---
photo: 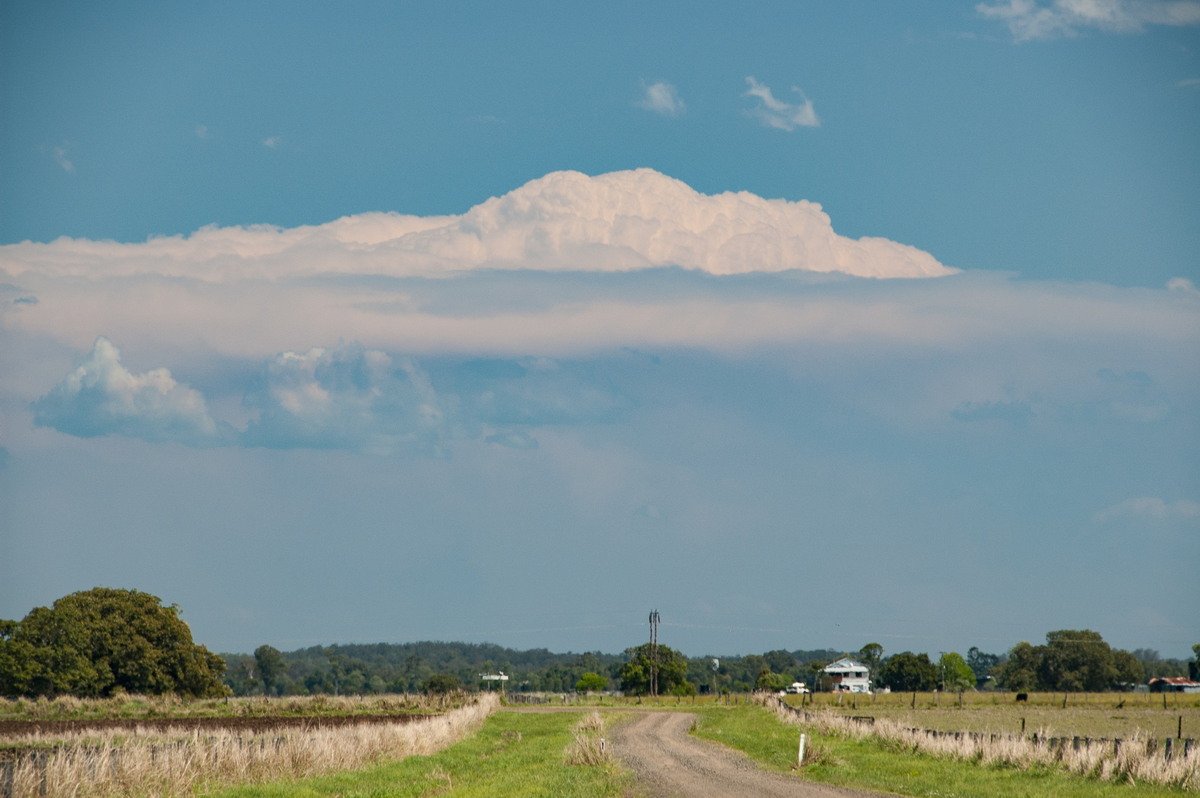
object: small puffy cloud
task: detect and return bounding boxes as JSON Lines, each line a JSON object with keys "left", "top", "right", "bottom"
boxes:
{"left": 743, "top": 77, "right": 819, "bottom": 131}
{"left": 195, "top": 125, "right": 210, "bottom": 139}
{"left": 31, "top": 337, "right": 223, "bottom": 445}
{"left": 263, "top": 136, "right": 282, "bottom": 148}
{"left": 637, "top": 80, "right": 685, "bottom": 116}
{"left": 1094, "top": 497, "right": 1200, "bottom": 522}
{"left": 1167, "top": 277, "right": 1200, "bottom": 296}
{"left": 978, "top": 0, "right": 1200, "bottom": 40}
{"left": 1178, "top": 78, "right": 1200, "bottom": 87}
{"left": 51, "top": 143, "right": 75, "bottom": 173}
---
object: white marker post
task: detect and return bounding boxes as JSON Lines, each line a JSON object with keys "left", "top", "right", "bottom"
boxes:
{"left": 798, "top": 732, "right": 807, "bottom": 766}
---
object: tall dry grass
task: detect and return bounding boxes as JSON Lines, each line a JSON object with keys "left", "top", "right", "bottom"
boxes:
{"left": 0, "top": 693, "right": 499, "bottom": 798}
{"left": 563, "top": 711, "right": 613, "bottom": 768}
{"left": 755, "top": 694, "right": 1198, "bottom": 790}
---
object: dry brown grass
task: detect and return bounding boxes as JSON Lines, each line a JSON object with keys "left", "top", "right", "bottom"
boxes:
{"left": 0, "top": 693, "right": 500, "bottom": 797}
{"left": 0, "top": 692, "right": 463, "bottom": 722}
{"left": 563, "top": 711, "right": 614, "bottom": 768}
{"left": 758, "top": 694, "right": 1199, "bottom": 790}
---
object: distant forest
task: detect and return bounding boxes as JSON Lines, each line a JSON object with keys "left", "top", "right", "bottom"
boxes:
{"left": 220, "top": 641, "right": 846, "bottom": 696}
{"left": 220, "top": 639, "right": 1195, "bottom": 697}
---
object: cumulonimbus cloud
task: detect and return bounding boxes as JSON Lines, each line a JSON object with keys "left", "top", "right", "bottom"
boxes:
{"left": 977, "top": 0, "right": 1200, "bottom": 40}
{"left": 0, "top": 169, "right": 947, "bottom": 281}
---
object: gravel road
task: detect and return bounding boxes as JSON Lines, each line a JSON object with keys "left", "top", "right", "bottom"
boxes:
{"left": 609, "top": 711, "right": 892, "bottom": 798}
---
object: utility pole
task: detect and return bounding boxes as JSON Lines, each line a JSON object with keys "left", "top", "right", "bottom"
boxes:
{"left": 649, "top": 609, "right": 660, "bottom": 698}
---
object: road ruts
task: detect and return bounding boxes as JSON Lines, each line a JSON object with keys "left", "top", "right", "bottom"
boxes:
{"left": 610, "top": 711, "right": 892, "bottom": 798}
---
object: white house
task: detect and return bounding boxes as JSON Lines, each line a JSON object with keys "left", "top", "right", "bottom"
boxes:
{"left": 823, "top": 657, "right": 871, "bottom": 693}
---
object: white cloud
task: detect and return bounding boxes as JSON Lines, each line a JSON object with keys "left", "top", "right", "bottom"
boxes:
{"left": 743, "top": 77, "right": 819, "bottom": 131}
{"left": 51, "top": 143, "right": 75, "bottom": 173}
{"left": 243, "top": 344, "right": 449, "bottom": 454}
{"left": 638, "top": 80, "right": 685, "bottom": 116}
{"left": 1179, "top": 77, "right": 1200, "bottom": 87}
{"left": 978, "top": 0, "right": 1200, "bottom": 40}
{"left": 263, "top": 136, "right": 282, "bottom": 148}
{"left": 0, "top": 168, "right": 948, "bottom": 282}
{"left": 1094, "top": 497, "right": 1200, "bottom": 522}
{"left": 31, "top": 337, "right": 223, "bottom": 445}
{"left": 195, "top": 125, "right": 210, "bottom": 139}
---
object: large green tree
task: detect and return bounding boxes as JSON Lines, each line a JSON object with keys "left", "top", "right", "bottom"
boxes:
{"left": 0, "top": 588, "right": 227, "bottom": 698}
{"left": 619, "top": 643, "right": 690, "bottom": 696}
{"left": 254, "top": 644, "right": 286, "bottom": 696}
{"left": 938, "top": 652, "right": 976, "bottom": 692}
{"left": 878, "top": 652, "right": 938, "bottom": 692}
{"left": 995, "top": 630, "right": 1141, "bottom": 692}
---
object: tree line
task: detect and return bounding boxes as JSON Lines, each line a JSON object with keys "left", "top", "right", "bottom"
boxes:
{"left": 2, "top": 589, "right": 1197, "bottom": 699}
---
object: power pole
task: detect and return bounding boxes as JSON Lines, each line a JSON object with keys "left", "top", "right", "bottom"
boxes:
{"left": 649, "top": 609, "right": 660, "bottom": 698}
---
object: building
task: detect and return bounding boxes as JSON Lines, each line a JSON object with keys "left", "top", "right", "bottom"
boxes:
{"left": 1148, "top": 676, "right": 1200, "bottom": 693}
{"left": 823, "top": 657, "right": 871, "bottom": 693}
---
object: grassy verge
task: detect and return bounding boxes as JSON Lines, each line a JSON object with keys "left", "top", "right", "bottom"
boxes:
{"left": 692, "top": 703, "right": 1192, "bottom": 798}
{"left": 203, "top": 710, "right": 629, "bottom": 798}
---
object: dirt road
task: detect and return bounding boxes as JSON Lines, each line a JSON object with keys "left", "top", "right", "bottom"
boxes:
{"left": 609, "top": 711, "right": 891, "bottom": 798}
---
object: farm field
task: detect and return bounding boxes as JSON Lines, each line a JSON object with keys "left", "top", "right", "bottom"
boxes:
{"left": 780, "top": 691, "right": 1200, "bottom": 740}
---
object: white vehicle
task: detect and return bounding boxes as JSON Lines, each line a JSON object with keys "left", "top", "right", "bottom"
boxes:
{"left": 785, "top": 681, "right": 810, "bottom": 694}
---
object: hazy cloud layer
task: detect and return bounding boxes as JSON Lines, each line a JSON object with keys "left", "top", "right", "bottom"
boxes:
{"left": 977, "top": 0, "right": 1200, "bottom": 40}
{"left": 1095, "top": 496, "right": 1200, "bottom": 522}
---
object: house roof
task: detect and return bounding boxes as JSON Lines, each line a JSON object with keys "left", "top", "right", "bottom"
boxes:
{"left": 823, "top": 657, "right": 868, "bottom": 673}
{"left": 1149, "top": 677, "right": 1200, "bottom": 686}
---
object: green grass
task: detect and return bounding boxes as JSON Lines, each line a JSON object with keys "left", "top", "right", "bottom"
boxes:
{"left": 693, "top": 704, "right": 1193, "bottom": 798}
{"left": 201, "top": 710, "right": 628, "bottom": 798}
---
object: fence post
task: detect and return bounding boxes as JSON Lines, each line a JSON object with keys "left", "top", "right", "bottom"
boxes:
{"left": 0, "top": 760, "right": 13, "bottom": 798}
{"left": 1164, "top": 738, "right": 1174, "bottom": 761}
{"left": 798, "top": 733, "right": 807, "bottom": 766}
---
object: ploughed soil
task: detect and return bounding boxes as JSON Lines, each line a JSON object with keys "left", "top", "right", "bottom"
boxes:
{"left": 0, "top": 713, "right": 436, "bottom": 757}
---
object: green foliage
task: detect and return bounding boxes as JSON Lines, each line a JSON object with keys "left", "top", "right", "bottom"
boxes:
{"left": 754, "top": 668, "right": 789, "bottom": 692}
{"left": 424, "top": 672, "right": 462, "bottom": 694}
{"left": 575, "top": 672, "right": 607, "bottom": 692}
{"left": 857, "top": 643, "right": 883, "bottom": 677}
{"left": 878, "top": 651, "right": 937, "bottom": 692}
{"left": 254, "top": 644, "right": 286, "bottom": 696}
{"left": 619, "top": 642, "right": 689, "bottom": 696}
{"left": 938, "top": 652, "right": 975, "bottom": 692}
{"left": 995, "top": 630, "right": 1142, "bottom": 692}
{"left": 0, "top": 588, "right": 227, "bottom": 698}
{"left": 966, "top": 646, "right": 1001, "bottom": 686}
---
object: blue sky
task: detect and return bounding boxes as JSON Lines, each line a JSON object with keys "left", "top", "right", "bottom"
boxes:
{"left": 1, "top": 1, "right": 1197, "bottom": 661}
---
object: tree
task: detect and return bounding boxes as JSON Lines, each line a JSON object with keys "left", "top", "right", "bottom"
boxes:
{"left": 878, "top": 652, "right": 938, "bottom": 692}
{"left": 1191, "top": 644, "right": 1200, "bottom": 681}
{"left": 619, "top": 643, "right": 689, "bottom": 696}
{"left": 994, "top": 642, "right": 1041, "bottom": 692}
{"left": 1038, "top": 630, "right": 1117, "bottom": 692}
{"left": 966, "top": 646, "right": 1000, "bottom": 687}
{"left": 423, "top": 673, "right": 461, "bottom": 694}
{"left": 858, "top": 643, "right": 884, "bottom": 678}
{"left": 754, "top": 668, "right": 789, "bottom": 692}
{"left": 0, "top": 588, "right": 227, "bottom": 698}
{"left": 576, "top": 672, "right": 607, "bottom": 692}
{"left": 254, "top": 644, "right": 286, "bottom": 696}
{"left": 938, "top": 652, "right": 975, "bottom": 692}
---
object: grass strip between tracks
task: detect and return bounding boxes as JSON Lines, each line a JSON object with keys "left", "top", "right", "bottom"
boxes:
{"left": 692, "top": 703, "right": 1192, "bottom": 798}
